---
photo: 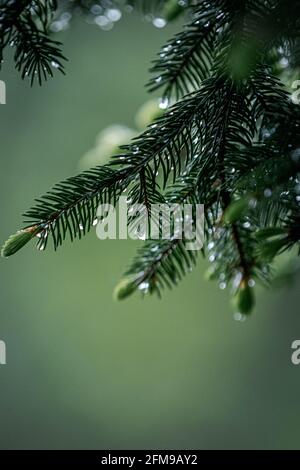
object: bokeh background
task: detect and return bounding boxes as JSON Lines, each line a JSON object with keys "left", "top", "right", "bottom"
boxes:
{"left": 0, "top": 11, "right": 300, "bottom": 450}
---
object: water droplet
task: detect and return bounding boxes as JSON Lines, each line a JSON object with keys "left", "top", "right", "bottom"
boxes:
{"left": 279, "top": 57, "right": 289, "bottom": 68}
{"left": 106, "top": 8, "right": 122, "bottom": 22}
{"left": 51, "top": 61, "right": 60, "bottom": 69}
{"left": 233, "top": 271, "right": 243, "bottom": 289}
{"left": 91, "top": 4, "right": 102, "bottom": 15}
{"left": 139, "top": 281, "right": 149, "bottom": 292}
{"left": 153, "top": 18, "right": 166, "bottom": 28}
{"left": 243, "top": 221, "right": 251, "bottom": 228}
{"left": 264, "top": 188, "right": 272, "bottom": 198}
{"left": 159, "top": 97, "right": 169, "bottom": 109}
{"left": 95, "top": 15, "right": 113, "bottom": 30}
{"left": 234, "top": 312, "right": 246, "bottom": 322}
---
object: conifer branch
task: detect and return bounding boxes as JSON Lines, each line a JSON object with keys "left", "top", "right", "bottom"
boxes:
{"left": 2, "top": 0, "right": 300, "bottom": 314}
{"left": 0, "top": 0, "right": 66, "bottom": 84}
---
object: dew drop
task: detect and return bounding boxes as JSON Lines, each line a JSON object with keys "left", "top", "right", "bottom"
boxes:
{"left": 264, "top": 188, "right": 272, "bottom": 198}
{"left": 51, "top": 61, "right": 60, "bottom": 69}
{"left": 279, "top": 57, "right": 289, "bottom": 68}
{"left": 91, "top": 4, "right": 102, "bottom": 15}
{"left": 233, "top": 271, "right": 243, "bottom": 289}
{"left": 159, "top": 97, "right": 169, "bottom": 109}
{"left": 106, "top": 8, "right": 122, "bottom": 22}
{"left": 234, "top": 312, "right": 246, "bottom": 322}
{"left": 153, "top": 17, "right": 166, "bottom": 28}
{"left": 139, "top": 281, "right": 149, "bottom": 292}
{"left": 243, "top": 221, "right": 251, "bottom": 228}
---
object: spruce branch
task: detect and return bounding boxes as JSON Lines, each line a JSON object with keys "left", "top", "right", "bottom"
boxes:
{"left": 114, "top": 238, "right": 198, "bottom": 299}
{"left": 17, "top": 166, "right": 128, "bottom": 253}
{"left": 115, "top": 164, "right": 202, "bottom": 297}
{"left": 148, "top": 0, "right": 229, "bottom": 99}
{"left": 0, "top": 0, "right": 66, "bottom": 84}
{"left": 2, "top": 0, "right": 300, "bottom": 316}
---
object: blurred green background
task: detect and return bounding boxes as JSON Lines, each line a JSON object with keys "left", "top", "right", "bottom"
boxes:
{"left": 0, "top": 12, "right": 300, "bottom": 450}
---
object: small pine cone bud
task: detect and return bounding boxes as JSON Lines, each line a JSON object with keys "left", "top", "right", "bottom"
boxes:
{"left": 232, "top": 280, "right": 255, "bottom": 315}
{"left": 1, "top": 226, "right": 39, "bottom": 257}
{"left": 113, "top": 277, "right": 139, "bottom": 301}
